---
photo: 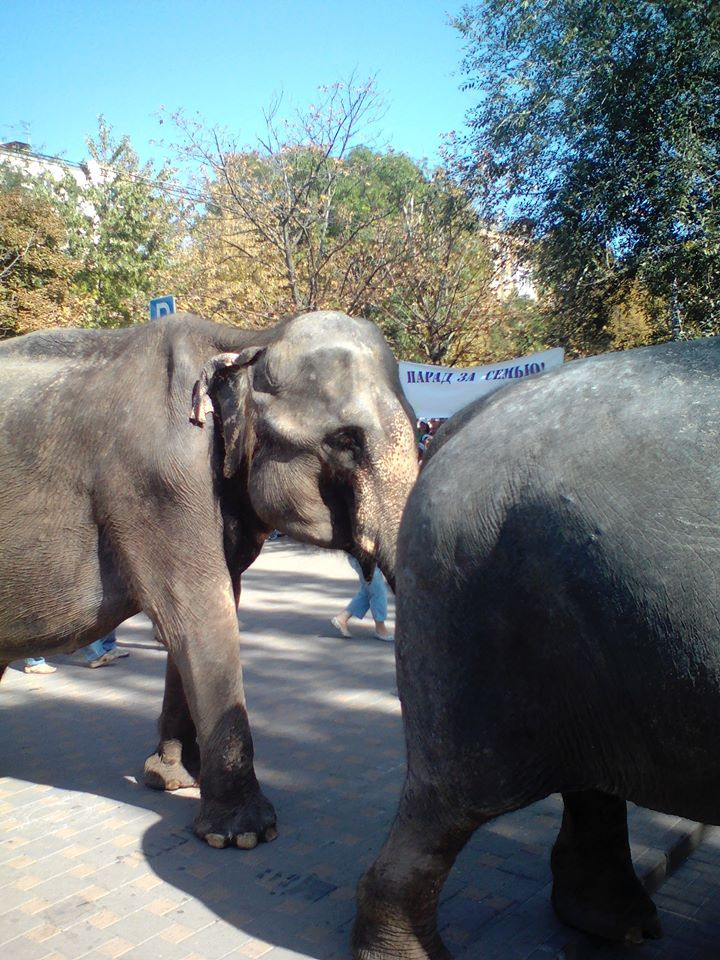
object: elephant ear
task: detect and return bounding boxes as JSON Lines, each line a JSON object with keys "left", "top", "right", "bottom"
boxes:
{"left": 190, "top": 347, "right": 265, "bottom": 426}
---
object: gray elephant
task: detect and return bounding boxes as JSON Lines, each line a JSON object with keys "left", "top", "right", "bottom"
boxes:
{"left": 0, "top": 310, "right": 418, "bottom": 849}
{"left": 353, "top": 336, "right": 720, "bottom": 958}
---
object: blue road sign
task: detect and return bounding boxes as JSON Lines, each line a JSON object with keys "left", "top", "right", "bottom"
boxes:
{"left": 149, "top": 295, "right": 176, "bottom": 320}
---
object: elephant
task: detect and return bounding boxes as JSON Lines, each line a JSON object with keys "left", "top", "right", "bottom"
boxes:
{"left": 352, "top": 336, "right": 720, "bottom": 959}
{"left": 0, "top": 310, "right": 418, "bottom": 849}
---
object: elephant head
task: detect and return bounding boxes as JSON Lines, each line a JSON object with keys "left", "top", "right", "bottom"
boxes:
{"left": 192, "top": 310, "right": 418, "bottom": 583}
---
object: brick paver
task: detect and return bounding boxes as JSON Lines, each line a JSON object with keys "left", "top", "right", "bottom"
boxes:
{"left": 0, "top": 540, "right": 716, "bottom": 959}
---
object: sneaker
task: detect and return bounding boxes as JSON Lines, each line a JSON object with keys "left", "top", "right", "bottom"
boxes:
{"left": 374, "top": 632, "right": 394, "bottom": 643}
{"left": 331, "top": 616, "right": 352, "bottom": 638}
{"left": 24, "top": 662, "right": 57, "bottom": 674}
{"left": 87, "top": 652, "right": 116, "bottom": 668}
{"left": 108, "top": 647, "right": 129, "bottom": 659}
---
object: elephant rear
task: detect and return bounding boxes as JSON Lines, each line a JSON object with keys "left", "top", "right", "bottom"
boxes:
{"left": 355, "top": 337, "right": 720, "bottom": 960}
{"left": 397, "top": 337, "right": 720, "bottom": 818}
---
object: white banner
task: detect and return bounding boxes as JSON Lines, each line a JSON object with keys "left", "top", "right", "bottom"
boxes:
{"left": 399, "top": 347, "right": 565, "bottom": 420}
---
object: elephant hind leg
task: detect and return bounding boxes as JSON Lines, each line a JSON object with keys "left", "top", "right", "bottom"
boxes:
{"left": 352, "top": 780, "right": 480, "bottom": 960}
{"left": 144, "top": 654, "right": 199, "bottom": 792}
{"left": 552, "top": 790, "right": 662, "bottom": 943}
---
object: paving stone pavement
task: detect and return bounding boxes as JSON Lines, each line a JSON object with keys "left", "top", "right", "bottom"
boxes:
{"left": 1, "top": 539, "right": 718, "bottom": 960}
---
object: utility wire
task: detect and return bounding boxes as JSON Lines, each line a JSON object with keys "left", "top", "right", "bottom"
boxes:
{"left": 0, "top": 144, "right": 209, "bottom": 206}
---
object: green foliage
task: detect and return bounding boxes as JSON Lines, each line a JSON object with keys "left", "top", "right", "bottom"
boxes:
{"left": 170, "top": 80, "right": 394, "bottom": 320}
{"left": 0, "top": 163, "right": 85, "bottom": 337}
{"left": 454, "top": 0, "right": 720, "bottom": 350}
{"left": 1, "top": 84, "right": 559, "bottom": 365}
{"left": 171, "top": 81, "right": 506, "bottom": 365}
{"left": 605, "top": 279, "right": 668, "bottom": 350}
{"left": 55, "top": 117, "right": 184, "bottom": 327}
{"left": 330, "top": 147, "right": 427, "bottom": 234}
{"left": 477, "top": 296, "right": 553, "bottom": 363}
{"left": 376, "top": 171, "right": 494, "bottom": 364}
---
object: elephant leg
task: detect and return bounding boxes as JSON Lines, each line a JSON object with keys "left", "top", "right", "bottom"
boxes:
{"left": 165, "top": 598, "right": 276, "bottom": 849}
{"left": 144, "top": 654, "right": 200, "bottom": 791}
{"left": 111, "top": 495, "right": 278, "bottom": 850}
{"left": 353, "top": 779, "right": 477, "bottom": 960}
{"left": 152, "top": 616, "right": 276, "bottom": 849}
{"left": 551, "top": 790, "right": 662, "bottom": 943}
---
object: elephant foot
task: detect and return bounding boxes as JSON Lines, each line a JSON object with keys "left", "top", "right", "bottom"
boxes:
{"left": 552, "top": 872, "right": 661, "bottom": 944}
{"left": 352, "top": 865, "right": 452, "bottom": 960}
{"left": 194, "top": 788, "right": 278, "bottom": 850}
{"left": 551, "top": 831, "right": 662, "bottom": 943}
{"left": 354, "top": 941, "right": 450, "bottom": 960}
{"left": 143, "top": 738, "right": 199, "bottom": 792}
{"left": 552, "top": 792, "right": 662, "bottom": 943}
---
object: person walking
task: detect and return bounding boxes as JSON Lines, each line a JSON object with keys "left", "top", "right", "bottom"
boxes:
{"left": 331, "top": 555, "right": 393, "bottom": 642}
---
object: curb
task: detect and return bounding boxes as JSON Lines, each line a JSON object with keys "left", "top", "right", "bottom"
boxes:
{"left": 641, "top": 819, "right": 710, "bottom": 895}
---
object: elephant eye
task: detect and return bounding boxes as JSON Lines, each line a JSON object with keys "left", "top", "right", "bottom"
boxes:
{"left": 323, "top": 427, "right": 365, "bottom": 468}
{"left": 252, "top": 358, "right": 279, "bottom": 395}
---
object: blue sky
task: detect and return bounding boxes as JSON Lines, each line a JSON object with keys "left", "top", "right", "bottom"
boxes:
{"left": 4, "top": 0, "right": 475, "bottom": 172}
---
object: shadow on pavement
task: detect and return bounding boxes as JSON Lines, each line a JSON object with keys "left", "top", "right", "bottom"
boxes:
{"left": 2, "top": 541, "right": 703, "bottom": 959}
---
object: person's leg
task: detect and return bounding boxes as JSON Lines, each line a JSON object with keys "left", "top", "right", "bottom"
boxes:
{"left": 83, "top": 632, "right": 127, "bottom": 667}
{"left": 332, "top": 586, "right": 370, "bottom": 636}
{"left": 346, "top": 587, "right": 371, "bottom": 620}
{"left": 331, "top": 556, "right": 370, "bottom": 636}
{"left": 367, "top": 567, "right": 388, "bottom": 619}
{"left": 102, "top": 630, "right": 128, "bottom": 659}
{"left": 83, "top": 638, "right": 108, "bottom": 662}
{"left": 367, "top": 567, "right": 392, "bottom": 640}
{"left": 347, "top": 556, "right": 372, "bottom": 620}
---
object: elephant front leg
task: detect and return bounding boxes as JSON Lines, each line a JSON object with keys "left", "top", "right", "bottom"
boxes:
{"left": 353, "top": 780, "right": 476, "bottom": 960}
{"left": 551, "top": 790, "right": 662, "bottom": 943}
{"left": 144, "top": 654, "right": 200, "bottom": 792}
{"left": 172, "top": 615, "right": 276, "bottom": 850}
{"left": 191, "top": 702, "right": 277, "bottom": 849}
{"left": 143, "top": 598, "right": 277, "bottom": 849}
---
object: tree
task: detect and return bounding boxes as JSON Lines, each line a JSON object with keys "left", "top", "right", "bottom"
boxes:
{"left": 56, "top": 117, "right": 184, "bottom": 327}
{"left": 170, "top": 78, "right": 548, "bottom": 365}
{"left": 454, "top": 0, "right": 720, "bottom": 352}
{"left": 169, "top": 80, "right": 415, "bottom": 324}
{"left": 0, "top": 164, "right": 86, "bottom": 338}
{"left": 322, "top": 146, "right": 427, "bottom": 319}
{"left": 380, "top": 170, "right": 494, "bottom": 364}
{"left": 170, "top": 84, "right": 509, "bottom": 364}
{"left": 170, "top": 189, "right": 286, "bottom": 324}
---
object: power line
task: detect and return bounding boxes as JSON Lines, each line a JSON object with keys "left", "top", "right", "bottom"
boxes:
{"left": 0, "top": 144, "right": 209, "bottom": 206}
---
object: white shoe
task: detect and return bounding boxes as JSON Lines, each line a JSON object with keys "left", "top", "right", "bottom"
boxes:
{"left": 24, "top": 662, "right": 57, "bottom": 674}
{"left": 331, "top": 616, "right": 352, "bottom": 638}
{"left": 87, "top": 652, "right": 116, "bottom": 668}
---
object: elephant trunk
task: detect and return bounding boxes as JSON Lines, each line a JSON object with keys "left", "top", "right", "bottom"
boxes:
{"left": 354, "top": 408, "right": 419, "bottom": 589}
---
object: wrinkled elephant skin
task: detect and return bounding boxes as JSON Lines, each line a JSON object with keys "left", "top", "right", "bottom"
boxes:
{"left": 0, "top": 311, "right": 418, "bottom": 849}
{"left": 354, "top": 337, "right": 720, "bottom": 959}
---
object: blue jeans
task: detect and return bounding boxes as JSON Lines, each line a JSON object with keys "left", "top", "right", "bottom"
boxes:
{"left": 346, "top": 556, "right": 388, "bottom": 622}
{"left": 82, "top": 631, "right": 117, "bottom": 661}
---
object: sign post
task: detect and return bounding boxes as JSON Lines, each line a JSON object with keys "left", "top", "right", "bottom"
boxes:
{"left": 148, "top": 295, "right": 176, "bottom": 321}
